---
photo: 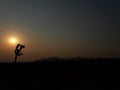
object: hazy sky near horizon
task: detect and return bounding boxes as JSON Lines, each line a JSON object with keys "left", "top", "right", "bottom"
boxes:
{"left": 0, "top": 0, "right": 120, "bottom": 62}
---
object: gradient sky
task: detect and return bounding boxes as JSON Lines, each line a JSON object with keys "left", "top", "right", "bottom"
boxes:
{"left": 0, "top": 0, "right": 120, "bottom": 62}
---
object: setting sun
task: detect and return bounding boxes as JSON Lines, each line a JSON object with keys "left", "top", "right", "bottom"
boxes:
{"left": 9, "top": 38, "right": 18, "bottom": 44}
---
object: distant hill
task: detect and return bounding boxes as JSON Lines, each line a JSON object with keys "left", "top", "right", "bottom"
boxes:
{"left": 34, "top": 57, "right": 96, "bottom": 62}
{"left": 34, "top": 57, "right": 120, "bottom": 64}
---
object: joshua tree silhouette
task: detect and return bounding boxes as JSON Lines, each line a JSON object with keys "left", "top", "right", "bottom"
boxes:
{"left": 14, "top": 43, "right": 25, "bottom": 63}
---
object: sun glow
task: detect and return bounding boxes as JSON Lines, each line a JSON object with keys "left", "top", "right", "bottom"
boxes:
{"left": 9, "top": 38, "right": 18, "bottom": 44}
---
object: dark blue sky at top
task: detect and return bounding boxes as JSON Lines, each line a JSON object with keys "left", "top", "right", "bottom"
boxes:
{"left": 0, "top": 0, "right": 120, "bottom": 61}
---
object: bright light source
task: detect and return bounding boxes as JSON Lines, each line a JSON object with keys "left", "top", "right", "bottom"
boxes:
{"left": 9, "top": 38, "right": 17, "bottom": 44}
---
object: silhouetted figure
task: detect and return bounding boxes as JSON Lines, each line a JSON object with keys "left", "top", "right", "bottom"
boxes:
{"left": 14, "top": 43, "right": 25, "bottom": 63}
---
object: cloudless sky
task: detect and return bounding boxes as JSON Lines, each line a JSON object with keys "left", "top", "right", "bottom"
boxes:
{"left": 0, "top": 0, "right": 120, "bottom": 62}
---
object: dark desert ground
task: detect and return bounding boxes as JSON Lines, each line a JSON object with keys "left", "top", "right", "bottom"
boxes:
{"left": 0, "top": 57, "right": 120, "bottom": 90}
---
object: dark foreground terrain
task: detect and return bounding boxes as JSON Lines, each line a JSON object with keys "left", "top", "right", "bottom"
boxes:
{"left": 0, "top": 57, "right": 120, "bottom": 90}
